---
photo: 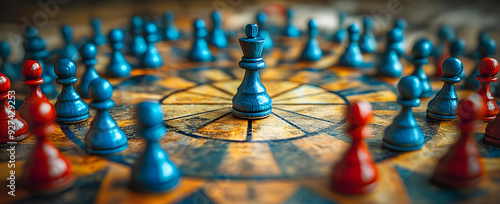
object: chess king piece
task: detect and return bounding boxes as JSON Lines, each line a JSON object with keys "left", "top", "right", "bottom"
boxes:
{"left": 77, "top": 43, "right": 101, "bottom": 98}
{"left": 209, "top": 10, "right": 228, "bottom": 48}
{"left": 360, "top": 16, "right": 376, "bottom": 53}
{"left": 131, "top": 101, "right": 181, "bottom": 192}
{"left": 130, "top": 16, "right": 147, "bottom": 58}
{"left": 54, "top": 59, "right": 90, "bottom": 123}
{"left": 432, "top": 95, "right": 484, "bottom": 188}
{"left": 299, "top": 19, "right": 322, "bottom": 62}
{"left": 332, "top": 11, "right": 347, "bottom": 43}
{"left": 394, "top": 18, "right": 408, "bottom": 56}
{"left": 85, "top": 78, "right": 128, "bottom": 155}
{"left": 256, "top": 12, "right": 273, "bottom": 50}
{"left": 284, "top": 7, "right": 300, "bottom": 37}
{"left": 22, "top": 99, "right": 74, "bottom": 194}
{"left": 142, "top": 22, "right": 163, "bottom": 68}
{"left": 465, "top": 39, "right": 496, "bottom": 90}
{"left": 377, "top": 27, "right": 403, "bottom": 77}
{"left": 60, "top": 24, "right": 79, "bottom": 61}
{"left": 0, "top": 73, "right": 29, "bottom": 143}
{"left": 0, "top": 42, "right": 21, "bottom": 83}
{"left": 410, "top": 38, "right": 434, "bottom": 98}
{"left": 331, "top": 100, "right": 378, "bottom": 194}
{"left": 106, "top": 29, "right": 131, "bottom": 77}
{"left": 339, "top": 24, "right": 364, "bottom": 68}
{"left": 91, "top": 17, "right": 107, "bottom": 46}
{"left": 163, "top": 11, "right": 180, "bottom": 41}
{"left": 383, "top": 76, "right": 425, "bottom": 151}
{"left": 427, "top": 58, "right": 462, "bottom": 120}
{"left": 449, "top": 39, "right": 467, "bottom": 79}
{"left": 474, "top": 57, "right": 498, "bottom": 121}
{"left": 189, "top": 19, "right": 213, "bottom": 62}
{"left": 232, "top": 24, "right": 272, "bottom": 119}
{"left": 18, "top": 60, "right": 51, "bottom": 120}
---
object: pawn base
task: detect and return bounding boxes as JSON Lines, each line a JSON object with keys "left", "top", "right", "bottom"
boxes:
{"left": 426, "top": 110, "right": 458, "bottom": 121}
{"left": 130, "top": 178, "right": 180, "bottom": 193}
{"left": 0, "top": 133, "right": 29, "bottom": 143}
{"left": 87, "top": 143, "right": 128, "bottom": 155}
{"left": 431, "top": 174, "right": 481, "bottom": 189}
{"left": 56, "top": 113, "right": 90, "bottom": 124}
{"left": 26, "top": 174, "right": 74, "bottom": 196}
{"left": 232, "top": 108, "right": 272, "bottom": 120}
{"left": 332, "top": 180, "right": 377, "bottom": 194}
{"left": 484, "top": 134, "right": 500, "bottom": 146}
{"left": 383, "top": 140, "right": 423, "bottom": 152}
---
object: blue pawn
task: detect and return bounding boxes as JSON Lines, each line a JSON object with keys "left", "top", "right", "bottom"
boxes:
{"left": 427, "top": 58, "right": 462, "bottom": 121}
{"left": 256, "top": 12, "right": 273, "bottom": 50}
{"left": 85, "top": 78, "right": 128, "bottom": 155}
{"left": 300, "top": 19, "right": 322, "bottom": 62}
{"left": 383, "top": 76, "right": 424, "bottom": 151}
{"left": 360, "top": 16, "right": 377, "bottom": 53}
{"left": 209, "top": 11, "right": 228, "bottom": 48}
{"left": 410, "top": 38, "right": 434, "bottom": 98}
{"left": 54, "top": 59, "right": 90, "bottom": 123}
{"left": 432, "top": 25, "right": 455, "bottom": 59}
{"left": 232, "top": 24, "right": 272, "bottom": 119}
{"left": 142, "top": 22, "right": 163, "bottom": 68}
{"left": 394, "top": 18, "right": 408, "bottom": 56}
{"left": 23, "top": 26, "right": 39, "bottom": 60}
{"left": 472, "top": 30, "right": 489, "bottom": 61}
{"left": 377, "top": 28, "right": 403, "bottom": 77}
{"left": 131, "top": 101, "right": 181, "bottom": 192}
{"left": 284, "top": 7, "right": 300, "bottom": 37}
{"left": 449, "top": 38, "right": 466, "bottom": 79}
{"left": 60, "top": 25, "right": 79, "bottom": 61}
{"left": 332, "top": 11, "right": 347, "bottom": 43}
{"left": 188, "top": 19, "right": 213, "bottom": 62}
{"left": 106, "top": 29, "right": 131, "bottom": 77}
{"left": 24, "top": 34, "right": 58, "bottom": 99}
{"left": 91, "top": 17, "right": 107, "bottom": 46}
{"left": 163, "top": 11, "right": 180, "bottom": 41}
{"left": 339, "top": 24, "right": 364, "bottom": 68}
{"left": 130, "top": 16, "right": 147, "bottom": 58}
{"left": 0, "top": 42, "right": 21, "bottom": 82}
{"left": 465, "top": 39, "right": 496, "bottom": 90}
{"left": 77, "top": 43, "right": 101, "bottom": 98}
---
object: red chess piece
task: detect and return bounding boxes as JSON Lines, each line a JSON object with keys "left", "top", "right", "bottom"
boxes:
{"left": 484, "top": 111, "right": 500, "bottom": 146}
{"left": 17, "top": 60, "right": 50, "bottom": 120}
{"left": 331, "top": 100, "right": 378, "bottom": 194}
{"left": 435, "top": 48, "right": 450, "bottom": 78}
{"left": 22, "top": 99, "right": 74, "bottom": 194}
{"left": 432, "top": 95, "right": 484, "bottom": 188}
{"left": 475, "top": 57, "right": 499, "bottom": 121}
{"left": 0, "top": 73, "right": 29, "bottom": 142}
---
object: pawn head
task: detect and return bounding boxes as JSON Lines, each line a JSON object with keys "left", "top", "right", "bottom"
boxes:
{"left": 89, "top": 78, "right": 113, "bottom": 102}
{"left": 21, "top": 60, "right": 43, "bottom": 80}
{"left": 144, "top": 22, "right": 158, "bottom": 35}
{"left": 479, "top": 39, "right": 497, "bottom": 57}
{"left": 61, "top": 24, "right": 73, "bottom": 43}
{"left": 308, "top": 19, "right": 318, "bottom": 36}
{"left": 449, "top": 38, "right": 465, "bottom": 56}
{"left": 478, "top": 30, "right": 490, "bottom": 42}
{"left": 108, "top": 29, "right": 124, "bottom": 43}
{"left": 347, "top": 99, "right": 372, "bottom": 128}
{"left": 347, "top": 24, "right": 360, "bottom": 34}
{"left": 137, "top": 101, "right": 164, "bottom": 128}
{"left": 164, "top": 11, "right": 174, "bottom": 21}
{"left": 363, "top": 16, "right": 374, "bottom": 30}
{"left": 457, "top": 94, "right": 483, "bottom": 123}
{"left": 80, "top": 43, "right": 97, "bottom": 59}
{"left": 212, "top": 10, "right": 222, "bottom": 22}
{"left": 131, "top": 16, "right": 143, "bottom": 28}
{"left": 0, "top": 73, "right": 11, "bottom": 94}
{"left": 338, "top": 11, "right": 347, "bottom": 23}
{"left": 387, "top": 27, "right": 403, "bottom": 43}
{"left": 193, "top": 18, "right": 206, "bottom": 30}
{"left": 245, "top": 24, "right": 258, "bottom": 38}
{"left": 287, "top": 7, "right": 295, "bottom": 19}
{"left": 55, "top": 58, "right": 77, "bottom": 78}
{"left": 91, "top": 17, "right": 102, "bottom": 29}
{"left": 26, "top": 37, "right": 46, "bottom": 52}
{"left": 394, "top": 18, "right": 407, "bottom": 30}
{"left": 438, "top": 25, "right": 455, "bottom": 41}
{"left": 412, "top": 38, "right": 433, "bottom": 59}
{"left": 0, "top": 41, "right": 11, "bottom": 58}
{"left": 441, "top": 57, "right": 463, "bottom": 77}
{"left": 478, "top": 57, "right": 499, "bottom": 77}
{"left": 256, "top": 12, "right": 267, "bottom": 24}
{"left": 398, "top": 76, "right": 422, "bottom": 100}
{"left": 23, "top": 26, "right": 39, "bottom": 39}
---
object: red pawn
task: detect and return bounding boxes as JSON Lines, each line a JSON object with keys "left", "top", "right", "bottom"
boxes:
{"left": 22, "top": 99, "right": 74, "bottom": 194}
{"left": 0, "top": 74, "right": 29, "bottom": 142}
{"left": 475, "top": 57, "right": 499, "bottom": 121}
{"left": 484, "top": 111, "right": 500, "bottom": 146}
{"left": 432, "top": 95, "right": 484, "bottom": 188}
{"left": 17, "top": 60, "right": 50, "bottom": 120}
{"left": 331, "top": 100, "right": 378, "bottom": 194}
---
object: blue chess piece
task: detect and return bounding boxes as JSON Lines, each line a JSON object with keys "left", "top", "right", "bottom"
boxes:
{"left": 142, "top": 22, "right": 163, "bottom": 68}
{"left": 339, "top": 24, "right": 364, "bottom": 68}
{"left": 427, "top": 57, "right": 462, "bottom": 121}
{"left": 54, "top": 59, "right": 90, "bottom": 123}
{"left": 300, "top": 19, "right": 322, "bottom": 62}
{"left": 284, "top": 7, "right": 300, "bottom": 37}
{"left": 360, "top": 16, "right": 376, "bottom": 53}
{"left": 189, "top": 19, "right": 213, "bottom": 62}
{"left": 23, "top": 26, "right": 39, "bottom": 60}
{"left": 410, "top": 38, "right": 434, "bottom": 98}
{"left": 256, "top": 12, "right": 273, "bottom": 50}
{"left": 60, "top": 25, "right": 79, "bottom": 61}
{"left": 91, "top": 17, "right": 107, "bottom": 46}
{"left": 432, "top": 25, "right": 455, "bottom": 59}
{"left": 130, "top": 16, "right": 147, "bottom": 58}
{"left": 77, "top": 43, "right": 101, "bottom": 98}
{"left": 449, "top": 38, "right": 466, "bottom": 79}
{"left": 394, "top": 18, "right": 408, "bottom": 56}
{"left": 163, "top": 11, "right": 180, "bottom": 41}
{"left": 465, "top": 38, "right": 496, "bottom": 90}
{"left": 472, "top": 30, "right": 489, "bottom": 61}
{"left": 131, "top": 101, "right": 181, "bottom": 192}
{"left": 332, "top": 11, "right": 347, "bottom": 43}
{"left": 106, "top": 29, "right": 131, "bottom": 77}
{"left": 85, "top": 78, "right": 128, "bottom": 155}
{"left": 209, "top": 11, "right": 228, "bottom": 48}
{"left": 232, "top": 24, "right": 272, "bottom": 119}
{"left": 0, "top": 42, "right": 21, "bottom": 82}
{"left": 377, "top": 28, "right": 403, "bottom": 77}
{"left": 383, "top": 76, "right": 424, "bottom": 151}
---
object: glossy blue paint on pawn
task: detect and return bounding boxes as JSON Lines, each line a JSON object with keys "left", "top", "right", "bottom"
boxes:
{"left": 209, "top": 11, "right": 228, "bottom": 48}
{"left": 91, "top": 18, "right": 107, "bottom": 46}
{"left": 256, "top": 12, "right": 273, "bottom": 50}
{"left": 339, "top": 24, "right": 364, "bottom": 68}
{"left": 377, "top": 28, "right": 403, "bottom": 77}
{"left": 360, "top": 16, "right": 376, "bottom": 53}
{"left": 449, "top": 39, "right": 466, "bottom": 79}
{"left": 54, "top": 59, "right": 90, "bottom": 123}
{"left": 427, "top": 58, "right": 462, "bottom": 121}
{"left": 131, "top": 101, "right": 181, "bottom": 192}
{"left": 410, "top": 38, "right": 434, "bottom": 98}
{"left": 189, "top": 19, "right": 213, "bottom": 62}
{"left": 163, "top": 11, "right": 180, "bottom": 41}
{"left": 300, "top": 19, "right": 322, "bottom": 62}
{"left": 107, "top": 29, "right": 131, "bottom": 77}
{"left": 142, "top": 22, "right": 163, "bottom": 68}
{"left": 284, "top": 7, "right": 300, "bottom": 37}
{"left": 383, "top": 76, "right": 425, "bottom": 151}
{"left": 465, "top": 39, "right": 496, "bottom": 90}
{"left": 232, "top": 24, "right": 272, "bottom": 119}
{"left": 77, "top": 43, "right": 101, "bottom": 98}
{"left": 394, "top": 18, "right": 408, "bottom": 56}
{"left": 130, "top": 16, "right": 147, "bottom": 58}
{"left": 332, "top": 11, "right": 347, "bottom": 43}
{"left": 85, "top": 78, "right": 128, "bottom": 155}
{"left": 60, "top": 25, "right": 79, "bottom": 61}
{"left": 0, "top": 42, "right": 21, "bottom": 82}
